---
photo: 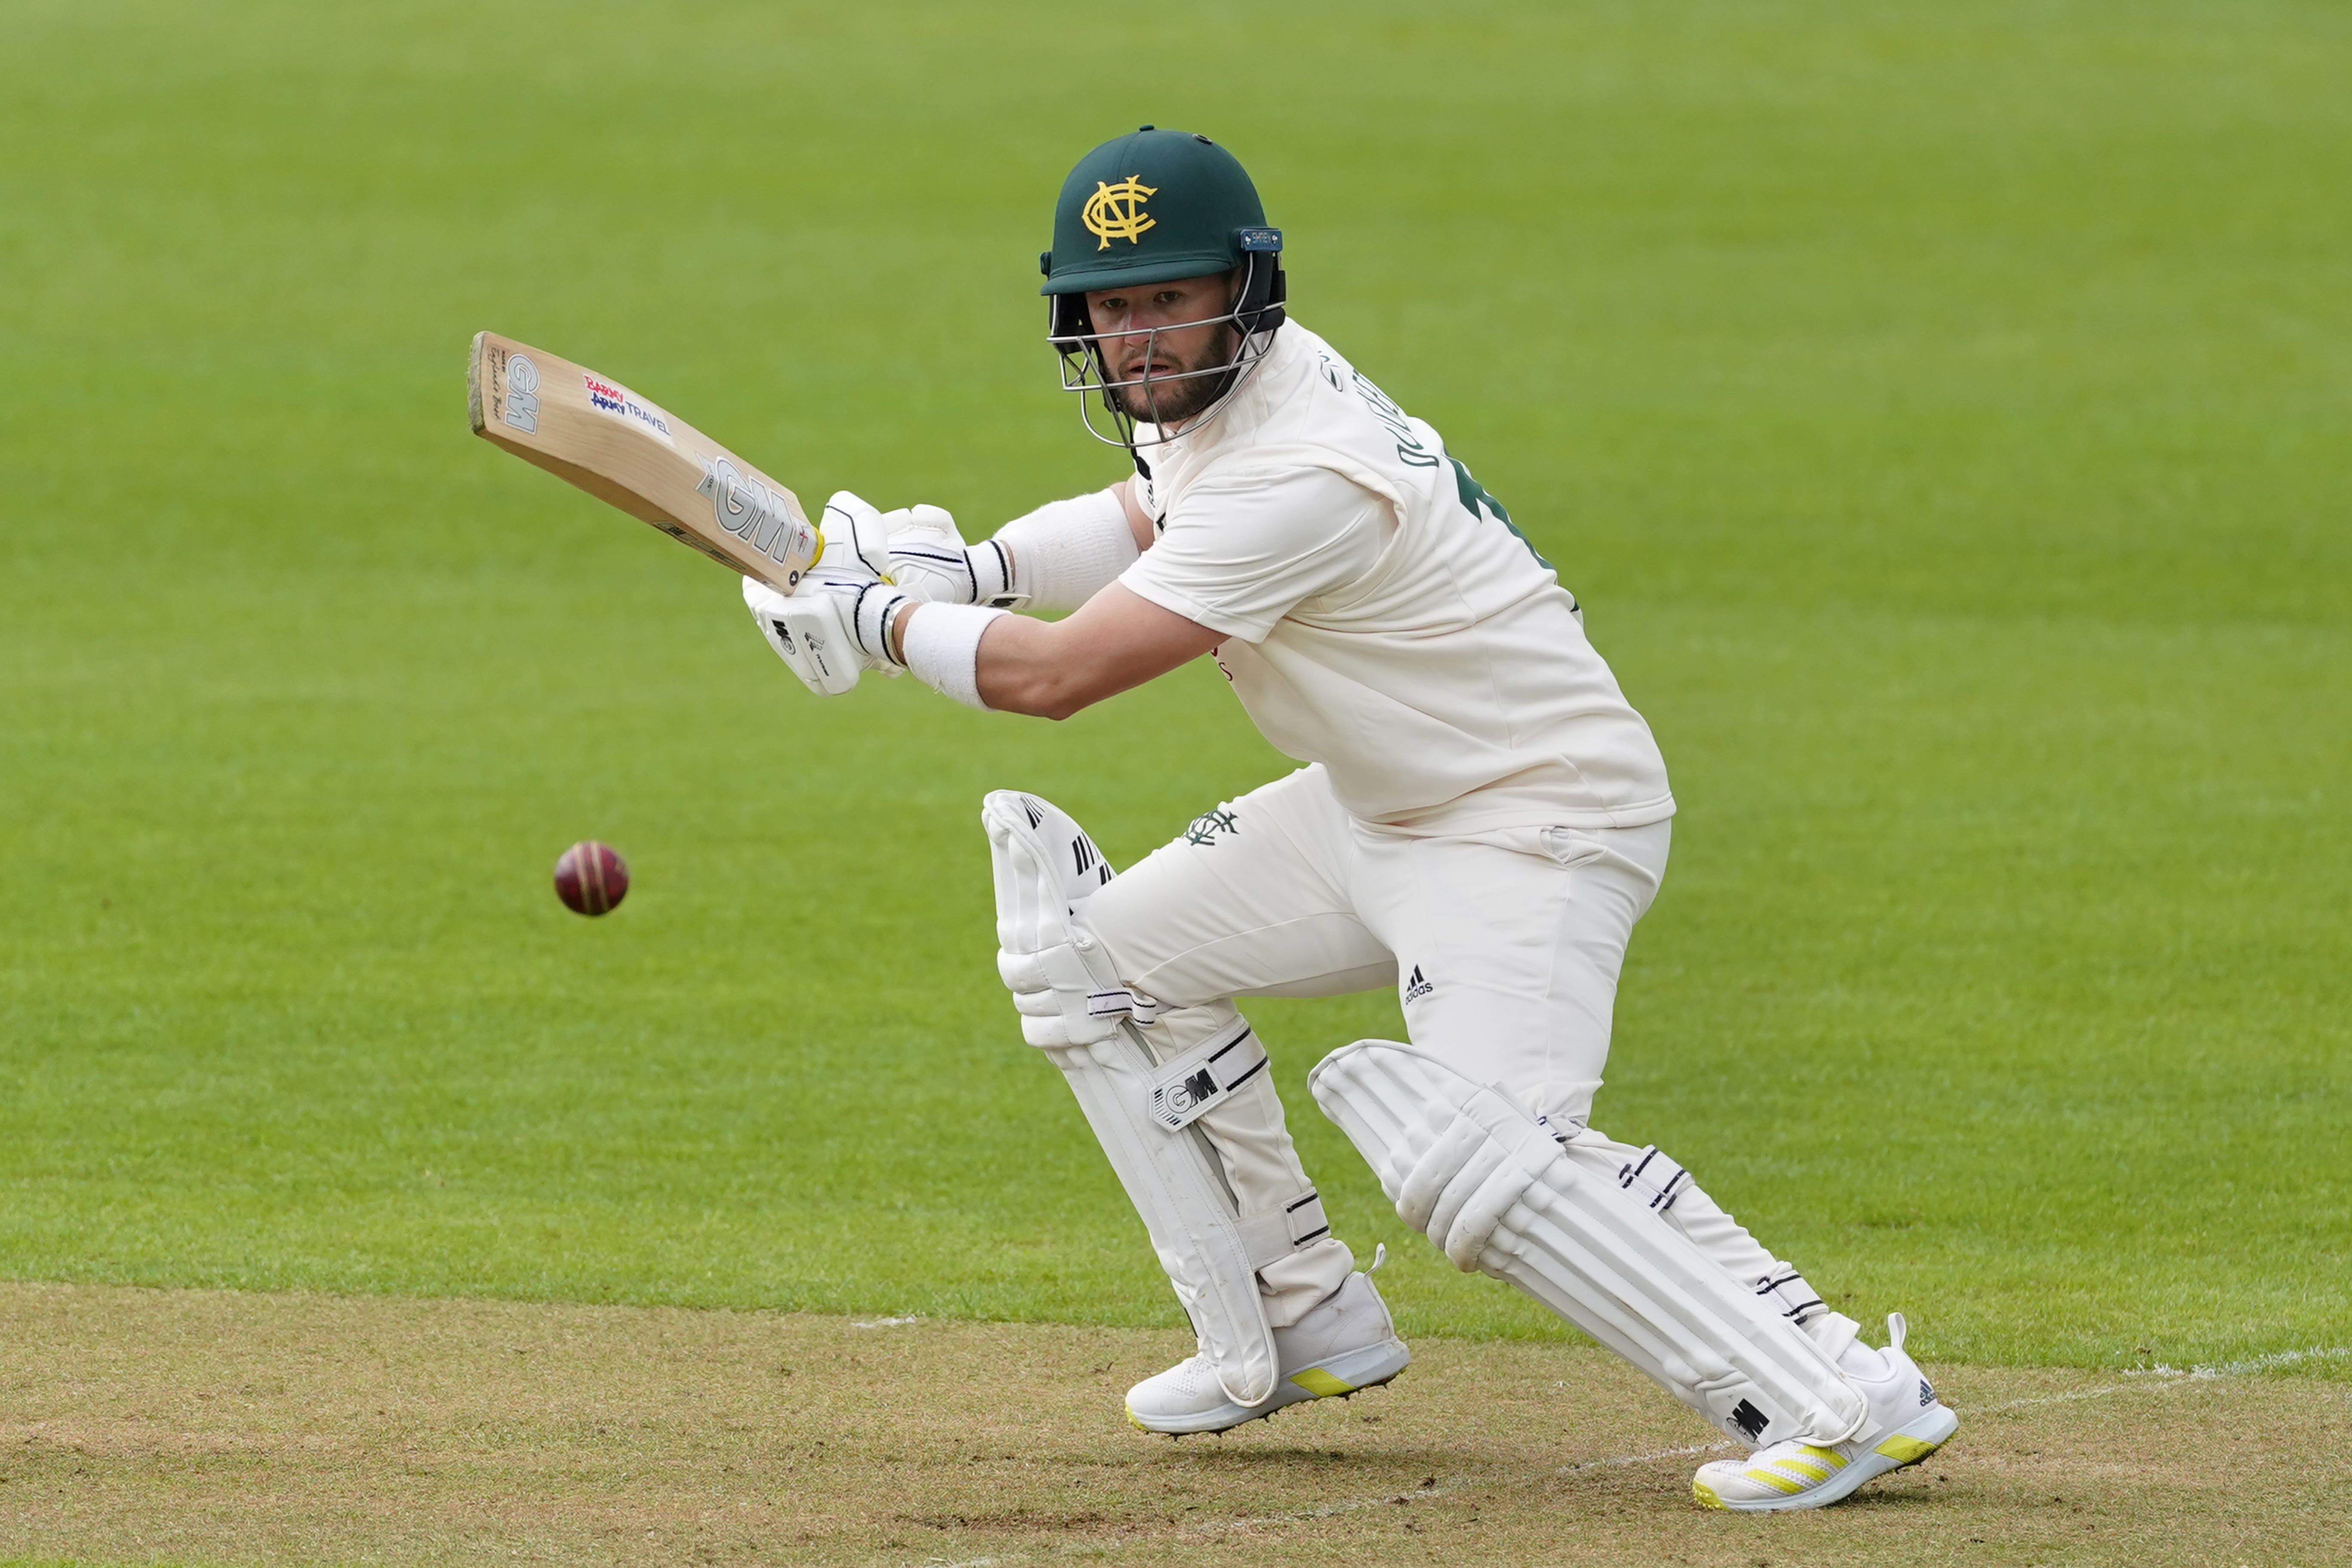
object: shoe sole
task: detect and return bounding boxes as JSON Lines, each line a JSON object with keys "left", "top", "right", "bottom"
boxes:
{"left": 1128, "top": 1336, "right": 1412, "bottom": 1436}
{"left": 1693, "top": 1402, "right": 1959, "bottom": 1513}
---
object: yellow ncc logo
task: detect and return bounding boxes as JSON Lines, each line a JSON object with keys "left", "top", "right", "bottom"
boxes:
{"left": 1083, "top": 176, "right": 1157, "bottom": 249}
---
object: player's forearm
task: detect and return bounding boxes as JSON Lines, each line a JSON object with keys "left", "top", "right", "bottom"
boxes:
{"left": 892, "top": 585, "right": 1221, "bottom": 720}
{"left": 977, "top": 610, "right": 1189, "bottom": 720}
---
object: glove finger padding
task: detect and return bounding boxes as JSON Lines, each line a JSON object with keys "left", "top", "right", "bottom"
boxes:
{"left": 893, "top": 504, "right": 965, "bottom": 551}
{"left": 886, "top": 504, "right": 984, "bottom": 605}
{"left": 743, "top": 575, "right": 862, "bottom": 696}
{"left": 818, "top": 490, "right": 894, "bottom": 581}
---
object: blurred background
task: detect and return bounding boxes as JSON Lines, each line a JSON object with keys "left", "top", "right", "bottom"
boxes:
{"left": 1, "top": 0, "right": 2345, "bottom": 1369}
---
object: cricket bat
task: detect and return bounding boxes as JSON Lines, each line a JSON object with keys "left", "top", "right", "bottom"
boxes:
{"left": 467, "top": 332, "right": 820, "bottom": 593}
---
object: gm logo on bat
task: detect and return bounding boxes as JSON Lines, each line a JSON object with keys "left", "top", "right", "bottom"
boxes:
{"left": 501, "top": 354, "right": 541, "bottom": 434}
{"left": 698, "top": 457, "right": 812, "bottom": 578}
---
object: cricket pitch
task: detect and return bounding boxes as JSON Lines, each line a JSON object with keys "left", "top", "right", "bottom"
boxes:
{"left": 3, "top": 1284, "right": 2343, "bottom": 1567}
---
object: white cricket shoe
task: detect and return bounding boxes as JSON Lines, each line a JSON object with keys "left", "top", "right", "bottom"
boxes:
{"left": 1125, "top": 1270, "right": 1411, "bottom": 1435}
{"left": 1691, "top": 1312, "right": 1958, "bottom": 1512}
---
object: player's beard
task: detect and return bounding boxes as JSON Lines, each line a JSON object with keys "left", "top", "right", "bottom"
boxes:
{"left": 1103, "top": 324, "right": 1240, "bottom": 427}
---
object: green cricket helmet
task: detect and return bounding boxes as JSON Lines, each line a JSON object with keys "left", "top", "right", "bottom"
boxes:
{"left": 1040, "top": 127, "right": 1287, "bottom": 449}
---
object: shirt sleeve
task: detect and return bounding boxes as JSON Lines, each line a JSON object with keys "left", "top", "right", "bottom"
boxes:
{"left": 1117, "top": 464, "right": 1391, "bottom": 642}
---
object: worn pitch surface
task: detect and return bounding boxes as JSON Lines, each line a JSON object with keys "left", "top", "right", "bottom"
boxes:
{"left": 3, "top": 1285, "right": 2346, "bottom": 1568}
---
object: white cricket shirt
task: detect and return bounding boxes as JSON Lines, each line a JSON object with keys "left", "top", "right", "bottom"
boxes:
{"left": 1119, "top": 321, "right": 1675, "bottom": 834}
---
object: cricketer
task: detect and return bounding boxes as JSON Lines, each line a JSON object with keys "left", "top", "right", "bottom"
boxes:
{"left": 743, "top": 127, "right": 1959, "bottom": 1511}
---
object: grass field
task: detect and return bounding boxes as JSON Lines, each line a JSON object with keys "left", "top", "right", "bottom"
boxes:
{"left": 3, "top": 2, "right": 2350, "bottom": 1558}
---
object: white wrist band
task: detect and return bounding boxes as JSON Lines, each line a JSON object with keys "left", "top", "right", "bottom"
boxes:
{"left": 901, "top": 603, "right": 1009, "bottom": 710}
{"left": 990, "top": 489, "right": 1139, "bottom": 611}
{"left": 963, "top": 538, "right": 1021, "bottom": 607}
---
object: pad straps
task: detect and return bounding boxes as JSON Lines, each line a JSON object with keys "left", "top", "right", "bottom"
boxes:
{"left": 1147, "top": 1018, "right": 1326, "bottom": 1269}
{"left": 1237, "top": 1190, "right": 1332, "bottom": 1270}
{"left": 1147, "top": 1018, "right": 1270, "bottom": 1129}
{"left": 1085, "top": 984, "right": 1160, "bottom": 1027}
{"left": 1618, "top": 1145, "right": 1694, "bottom": 1212}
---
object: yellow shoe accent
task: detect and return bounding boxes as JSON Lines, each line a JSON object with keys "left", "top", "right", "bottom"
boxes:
{"left": 1693, "top": 1479, "right": 1725, "bottom": 1510}
{"left": 1289, "top": 1366, "right": 1357, "bottom": 1397}
{"left": 1779, "top": 1457, "right": 1834, "bottom": 1482}
{"left": 1799, "top": 1443, "right": 1850, "bottom": 1469}
{"left": 1874, "top": 1432, "right": 1943, "bottom": 1465}
{"left": 1742, "top": 1467, "right": 1808, "bottom": 1494}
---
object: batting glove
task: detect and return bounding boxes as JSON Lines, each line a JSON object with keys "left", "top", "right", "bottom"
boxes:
{"left": 885, "top": 504, "right": 1024, "bottom": 608}
{"left": 743, "top": 490, "right": 912, "bottom": 695}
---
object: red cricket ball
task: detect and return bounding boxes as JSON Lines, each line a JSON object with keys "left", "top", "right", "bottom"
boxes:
{"left": 553, "top": 841, "right": 629, "bottom": 916}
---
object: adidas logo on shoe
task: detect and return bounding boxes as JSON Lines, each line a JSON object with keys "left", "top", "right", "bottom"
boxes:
{"left": 1402, "top": 965, "right": 1434, "bottom": 1002}
{"left": 1919, "top": 1378, "right": 1936, "bottom": 1408}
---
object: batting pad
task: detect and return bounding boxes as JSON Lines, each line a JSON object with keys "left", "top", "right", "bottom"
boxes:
{"left": 983, "top": 790, "right": 1280, "bottom": 1409}
{"left": 1309, "top": 1042, "right": 1866, "bottom": 1448}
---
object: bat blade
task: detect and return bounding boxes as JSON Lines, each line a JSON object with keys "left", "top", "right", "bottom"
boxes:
{"left": 467, "top": 331, "right": 819, "bottom": 593}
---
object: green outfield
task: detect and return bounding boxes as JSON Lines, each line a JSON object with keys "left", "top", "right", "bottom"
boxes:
{"left": 2, "top": 0, "right": 2346, "bottom": 1386}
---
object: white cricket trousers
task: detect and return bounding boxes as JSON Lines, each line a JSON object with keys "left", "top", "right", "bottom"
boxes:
{"left": 1084, "top": 764, "right": 1791, "bottom": 1324}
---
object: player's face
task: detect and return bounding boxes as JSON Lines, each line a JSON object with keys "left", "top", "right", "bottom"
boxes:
{"left": 1083, "top": 270, "right": 1240, "bottom": 425}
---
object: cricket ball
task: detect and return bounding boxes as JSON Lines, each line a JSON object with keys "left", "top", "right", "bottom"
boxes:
{"left": 553, "top": 841, "right": 628, "bottom": 916}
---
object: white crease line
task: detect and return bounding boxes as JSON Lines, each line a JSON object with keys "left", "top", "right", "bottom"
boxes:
{"left": 1982, "top": 1344, "right": 2352, "bottom": 1412}
{"left": 2126, "top": 1344, "right": 2352, "bottom": 1380}
{"left": 853, "top": 1316, "right": 923, "bottom": 1329}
